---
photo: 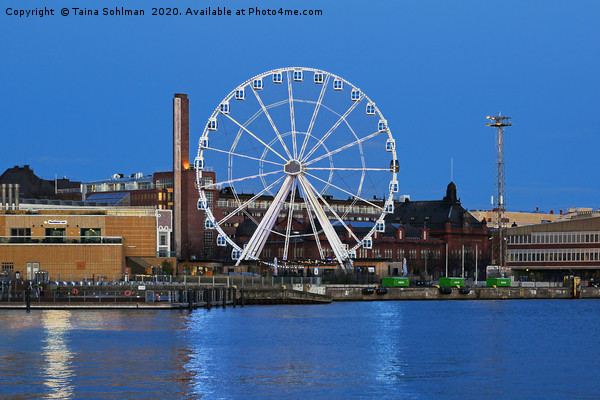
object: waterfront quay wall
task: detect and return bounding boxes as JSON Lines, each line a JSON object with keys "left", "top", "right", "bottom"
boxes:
{"left": 325, "top": 285, "right": 600, "bottom": 301}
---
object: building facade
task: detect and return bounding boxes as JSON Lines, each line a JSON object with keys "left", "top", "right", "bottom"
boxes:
{"left": 506, "top": 216, "right": 600, "bottom": 281}
{"left": 0, "top": 207, "right": 173, "bottom": 281}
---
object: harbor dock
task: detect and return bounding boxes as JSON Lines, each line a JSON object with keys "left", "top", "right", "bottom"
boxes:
{"left": 2, "top": 276, "right": 599, "bottom": 310}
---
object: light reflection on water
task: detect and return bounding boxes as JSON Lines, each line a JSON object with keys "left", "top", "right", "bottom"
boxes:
{"left": 1, "top": 301, "right": 600, "bottom": 399}
{"left": 42, "top": 311, "right": 74, "bottom": 399}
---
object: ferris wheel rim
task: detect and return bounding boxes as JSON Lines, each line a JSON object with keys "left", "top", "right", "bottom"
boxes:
{"left": 197, "top": 67, "right": 398, "bottom": 265}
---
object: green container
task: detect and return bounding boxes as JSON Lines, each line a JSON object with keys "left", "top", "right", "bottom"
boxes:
{"left": 439, "top": 277, "right": 464, "bottom": 287}
{"left": 382, "top": 277, "right": 409, "bottom": 287}
{"left": 486, "top": 278, "right": 511, "bottom": 287}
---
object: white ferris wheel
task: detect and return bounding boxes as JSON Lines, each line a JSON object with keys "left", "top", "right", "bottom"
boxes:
{"left": 195, "top": 67, "right": 398, "bottom": 271}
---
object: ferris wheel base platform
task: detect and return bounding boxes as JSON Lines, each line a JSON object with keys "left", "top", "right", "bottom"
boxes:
{"left": 239, "top": 287, "right": 332, "bottom": 305}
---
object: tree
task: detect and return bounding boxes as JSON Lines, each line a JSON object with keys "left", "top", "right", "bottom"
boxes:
{"left": 161, "top": 259, "right": 174, "bottom": 275}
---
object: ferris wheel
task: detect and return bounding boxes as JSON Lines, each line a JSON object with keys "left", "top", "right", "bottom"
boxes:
{"left": 196, "top": 67, "right": 398, "bottom": 270}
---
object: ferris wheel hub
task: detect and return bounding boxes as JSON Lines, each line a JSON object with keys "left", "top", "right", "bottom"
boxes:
{"left": 284, "top": 159, "right": 304, "bottom": 176}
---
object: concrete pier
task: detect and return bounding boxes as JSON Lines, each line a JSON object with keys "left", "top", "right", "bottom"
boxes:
{"left": 325, "top": 285, "right": 600, "bottom": 301}
{"left": 2, "top": 280, "right": 600, "bottom": 310}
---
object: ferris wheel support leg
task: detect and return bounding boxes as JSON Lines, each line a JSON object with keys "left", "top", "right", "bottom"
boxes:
{"left": 344, "top": 259, "right": 354, "bottom": 273}
{"left": 303, "top": 177, "right": 362, "bottom": 245}
{"left": 236, "top": 175, "right": 294, "bottom": 265}
{"left": 297, "top": 175, "right": 348, "bottom": 270}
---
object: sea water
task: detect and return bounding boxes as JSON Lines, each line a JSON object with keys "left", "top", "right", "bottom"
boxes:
{"left": 1, "top": 300, "right": 599, "bottom": 399}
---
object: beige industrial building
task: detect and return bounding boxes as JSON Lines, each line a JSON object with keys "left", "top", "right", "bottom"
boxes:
{"left": 0, "top": 206, "right": 173, "bottom": 281}
{"left": 505, "top": 215, "right": 600, "bottom": 281}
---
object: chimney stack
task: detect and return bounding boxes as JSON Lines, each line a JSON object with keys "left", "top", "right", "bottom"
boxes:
{"left": 7, "top": 184, "right": 13, "bottom": 209}
{"left": 173, "top": 93, "right": 190, "bottom": 260}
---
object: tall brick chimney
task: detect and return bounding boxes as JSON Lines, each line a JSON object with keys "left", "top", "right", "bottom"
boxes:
{"left": 173, "top": 93, "right": 189, "bottom": 260}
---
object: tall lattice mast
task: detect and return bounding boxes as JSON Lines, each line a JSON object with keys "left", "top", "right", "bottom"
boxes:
{"left": 486, "top": 113, "right": 511, "bottom": 276}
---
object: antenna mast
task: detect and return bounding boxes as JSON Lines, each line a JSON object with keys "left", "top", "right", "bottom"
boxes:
{"left": 486, "top": 113, "right": 511, "bottom": 277}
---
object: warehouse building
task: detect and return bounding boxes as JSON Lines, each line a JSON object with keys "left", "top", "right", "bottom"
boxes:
{"left": 0, "top": 205, "right": 173, "bottom": 281}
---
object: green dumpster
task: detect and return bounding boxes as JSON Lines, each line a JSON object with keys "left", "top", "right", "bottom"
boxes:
{"left": 439, "top": 277, "right": 464, "bottom": 287}
{"left": 381, "top": 277, "right": 409, "bottom": 287}
{"left": 486, "top": 278, "right": 511, "bottom": 287}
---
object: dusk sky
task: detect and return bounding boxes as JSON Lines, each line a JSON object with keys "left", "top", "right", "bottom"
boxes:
{"left": 2, "top": 1, "right": 599, "bottom": 212}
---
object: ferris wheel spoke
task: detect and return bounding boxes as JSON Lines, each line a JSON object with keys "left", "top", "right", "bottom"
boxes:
{"left": 236, "top": 175, "right": 294, "bottom": 265}
{"left": 251, "top": 88, "right": 293, "bottom": 160}
{"left": 205, "top": 146, "right": 284, "bottom": 167}
{"left": 297, "top": 175, "right": 349, "bottom": 267}
{"left": 282, "top": 179, "right": 298, "bottom": 260}
{"left": 217, "top": 175, "right": 286, "bottom": 226}
{"left": 304, "top": 172, "right": 384, "bottom": 211}
{"left": 301, "top": 190, "right": 325, "bottom": 259}
{"left": 301, "top": 94, "right": 365, "bottom": 163}
{"left": 286, "top": 71, "right": 298, "bottom": 159}
{"left": 302, "top": 176, "right": 362, "bottom": 245}
{"left": 304, "top": 131, "right": 382, "bottom": 166}
{"left": 299, "top": 75, "right": 329, "bottom": 159}
{"left": 202, "top": 170, "right": 282, "bottom": 190}
{"left": 221, "top": 112, "right": 288, "bottom": 162}
{"left": 306, "top": 167, "right": 388, "bottom": 172}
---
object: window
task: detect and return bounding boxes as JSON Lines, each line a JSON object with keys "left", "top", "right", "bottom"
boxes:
{"left": 204, "top": 231, "right": 213, "bottom": 258}
{"left": 45, "top": 228, "right": 66, "bottom": 243}
{"left": 160, "top": 233, "right": 167, "bottom": 246}
{"left": 81, "top": 228, "right": 101, "bottom": 243}
{"left": 10, "top": 228, "right": 31, "bottom": 243}
{"left": 10, "top": 228, "right": 31, "bottom": 237}
{"left": 1, "top": 262, "right": 14, "bottom": 272}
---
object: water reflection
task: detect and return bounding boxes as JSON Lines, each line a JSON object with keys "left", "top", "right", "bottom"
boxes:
{"left": 41, "top": 311, "right": 74, "bottom": 399}
{"left": 371, "top": 303, "right": 408, "bottom": 385}
{"left": 2, "top": 301, "right": 600, "bottom": 399}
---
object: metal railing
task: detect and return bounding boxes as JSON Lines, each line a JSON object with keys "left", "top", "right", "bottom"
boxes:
{"left": 0, "top": 236, "right": 123, "bottom": 244}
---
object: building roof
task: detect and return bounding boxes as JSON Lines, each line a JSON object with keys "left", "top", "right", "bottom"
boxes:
{"left": 86, "top": 174, "right": 153, "bottom": 185}
{"left": 85, "top": 192, "right": 130, "bottom": 206}
{"left": 0, "top": 165, "right": 81, "bottom": 199}
{"left": 385, "top": 182, "right": 484, "bottom": 230}
{"left": 0, "top": 165, "right": 54, "bottom": 198}
{"left": 506, "top": 215, "right": 600, "bottom": 234}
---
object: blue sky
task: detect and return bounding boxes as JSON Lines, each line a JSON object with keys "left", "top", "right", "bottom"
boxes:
{"left": 2, "top": 0, "right": 599, "bottom": 212}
